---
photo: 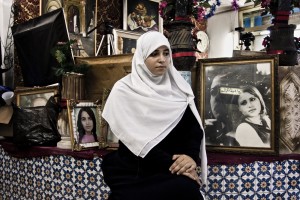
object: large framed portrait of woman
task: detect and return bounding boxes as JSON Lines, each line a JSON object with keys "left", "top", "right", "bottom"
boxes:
{"left": 197, "top": 55, "right": 279, "bottom": 155}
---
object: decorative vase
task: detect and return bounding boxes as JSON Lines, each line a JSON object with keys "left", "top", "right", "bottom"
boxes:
{"left": 266, "top": 0, "right": 297, "bottom": 66}
{"left": 267, "top": 24, "right": 297, "bottom": 66}
{"left": 61, "top": 72, "right": 86, "bottom": 100}
{"left": 164, "top": 20, "right": 196, "bottom": 85}
{"left": 271, "top": 0, "right": 291, "bottom": 25}
{"left": 162, "top": 0, "right": 196, "bottom": 85}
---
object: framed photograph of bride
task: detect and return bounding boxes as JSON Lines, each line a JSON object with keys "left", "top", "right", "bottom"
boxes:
{"left": 196, "top": 55, "right": 279, "bottom": 155}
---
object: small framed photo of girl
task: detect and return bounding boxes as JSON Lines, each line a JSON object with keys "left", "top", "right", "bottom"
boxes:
{"left": 67, "top": 100, "right": 102, "bottom": 151}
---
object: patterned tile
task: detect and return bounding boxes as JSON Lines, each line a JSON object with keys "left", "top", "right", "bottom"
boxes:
{"left": 0, "top": 146, "right": 299, "bottom": 199}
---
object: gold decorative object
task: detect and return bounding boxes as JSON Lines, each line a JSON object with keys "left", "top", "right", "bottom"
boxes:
{"left": 61, "top": 72, "right": 85, "bottom": 100}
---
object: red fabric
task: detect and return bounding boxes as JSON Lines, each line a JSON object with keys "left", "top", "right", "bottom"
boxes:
{"left": 0, "top": 140, "right": 111, "bottom": 160}
{"left": 267, "top": 50, "right": 284, "bottom": 54}
{"left": 274, "top": 11, "right": 290, "bottom": 15}
{"left": 1, "top": 140, "right": 300, "bottom": 165}
{"left": 174, "top": 16, "right": 190, "bottom": 21}
{"left": 207, "top": 152, "right": 300, "bottom": 165}
{"left": 274, "top": 16, "right": 289, "bottom": 20}
{"left": 172, "top": 52, "right": 195, "bottom": 58}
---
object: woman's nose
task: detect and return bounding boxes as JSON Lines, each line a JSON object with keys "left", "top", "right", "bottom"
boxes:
{"left": 248, "top": 101, "right": 254, "bottom": 107}
{"left": 159, "top": 54, "right": 166, "bottom": 62}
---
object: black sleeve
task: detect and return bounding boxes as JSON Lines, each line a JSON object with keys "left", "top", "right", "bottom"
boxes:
{"left": 141, "top": 143, "right": 173, "bottom": 173}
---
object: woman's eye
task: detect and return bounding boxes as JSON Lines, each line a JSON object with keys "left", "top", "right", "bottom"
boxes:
{"left": 149, "top": 51, "right": 158, "bottom": 57}
{"left": 163, "top": 51, "right": 170, "bottom": 56}
{"left": 250, "top": 97, "right": 256, "bottom": 102}
{"left": 240, "top": 100, "right": 247, "bottom": 106}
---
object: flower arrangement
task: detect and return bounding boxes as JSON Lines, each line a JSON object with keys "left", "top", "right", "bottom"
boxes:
{"left": 159, "top": 0, "right": 222, "bottom": 23}
{"left": 159, "top": 0, "right": 300, "bottom": 24}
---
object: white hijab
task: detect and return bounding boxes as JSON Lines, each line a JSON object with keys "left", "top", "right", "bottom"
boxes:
{"left": 102, "top": 31, "right": 207, "bottom": 184}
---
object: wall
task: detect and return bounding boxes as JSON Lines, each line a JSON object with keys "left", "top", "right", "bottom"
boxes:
{"left": 207, "top": 8, "right": 239, "bottom": 58}
{"left": 208, "top": 6, "right": 300, "bottom": 55}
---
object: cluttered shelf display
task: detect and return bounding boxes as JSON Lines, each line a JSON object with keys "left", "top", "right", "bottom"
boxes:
{"left": 3, "top": 1, "right": 300, "bottom": 156}
{"left": 239, "top": 5, "right": 300, "bottom": 33}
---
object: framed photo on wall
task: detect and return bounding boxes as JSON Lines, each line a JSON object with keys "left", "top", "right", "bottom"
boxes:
{"left": 197, "top": 55, "right": 279, "bottom": 155}
{"left": 113, "top": 29, "right": 142, "bottom": 54}
{"left": 15, "top": 84, "right": 59, "bottom": 107}
{"left": 123, "top": 0, "right": 162, "bottom": 33}
{"left": 40, "top": 0, "right": 98, "bottom": 57}
{"left": 67, "top": 100, "right": 102, "bottom": 151}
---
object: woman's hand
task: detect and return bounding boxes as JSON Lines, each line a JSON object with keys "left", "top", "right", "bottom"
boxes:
{"left": 169, "top": 154, "right": 200, "bottom": 185}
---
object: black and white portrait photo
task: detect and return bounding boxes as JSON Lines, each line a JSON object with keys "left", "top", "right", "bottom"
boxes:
{"left": 198, "top": 56, "right": 278, "bottom": 155}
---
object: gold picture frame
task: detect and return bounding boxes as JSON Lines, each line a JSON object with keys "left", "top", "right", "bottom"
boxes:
{"left": 67, "top": 99, "right": 102, "bottom": 151}
{"left": 75, "top": 54, "right": 133, "bottom": 101}
{"left": 40, "top": 0, "right": 98, "bottom": 57}
{"left": 99, "top": 88, "right": 119, "bottom": 150}
{"left": 123, "top": 0, "right": 163, "bottom": 32}
{"left": 197, "top": 55, "right": 279, "bottom": 155}
{"left": 15, "top": 84, "right": 60, "bottom": 107}
{"left": 113, "top": 29, "right": 142, "bottom": 54}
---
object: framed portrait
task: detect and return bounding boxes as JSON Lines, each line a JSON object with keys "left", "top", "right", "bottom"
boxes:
{"left": 75, "top": 54, "right": 133, "bottom": 101}
{"left": 123, "top": 0, "right": 163, "bottom": 33}
{"left": 67, "top": 100, "right": 102, "bottom": 151}
{"left": 15, "top": 84, "right": 60, "bottom": 107}
{"left": 99, "top": 88, "right": 119, "bottom": 150}
{"left": 113, "top": 29, "right": 142, "bottom": 54}
{"left": 40, "top": 0, "right": 98, "bottom": 57}
{"left": 197, "top": 55, "right": 279, "bottom": 155}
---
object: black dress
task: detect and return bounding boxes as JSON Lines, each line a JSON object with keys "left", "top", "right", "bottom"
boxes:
{"left": 101, "top": 107, "right": 204, "bottom": 200}
{"left": 241, "top": 119, "right": 271, "bottom": 144}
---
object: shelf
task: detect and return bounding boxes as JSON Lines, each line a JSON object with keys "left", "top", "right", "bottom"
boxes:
{"left": 239, "top": 5, "right": 300, "bottom": 33}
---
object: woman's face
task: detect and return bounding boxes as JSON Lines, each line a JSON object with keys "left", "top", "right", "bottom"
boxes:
{"left": 238, "top": 92, "right": 261, "bottom": 117}
{"left": 80, "top": 111, "right": 94, "bottom": 133}
{"left": 144, "top": 45, "right": 170, "bottom": 76}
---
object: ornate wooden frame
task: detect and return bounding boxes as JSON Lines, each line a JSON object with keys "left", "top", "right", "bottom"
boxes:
{"left": 197, "top": 55, "right": 279, "bottom": 155}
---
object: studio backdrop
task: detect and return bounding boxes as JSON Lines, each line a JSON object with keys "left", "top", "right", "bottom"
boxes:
{"left": 12, "top": 8, "right": 71, "bottom": 87}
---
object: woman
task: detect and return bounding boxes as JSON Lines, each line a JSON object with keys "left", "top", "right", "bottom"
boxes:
{"left": 77, "top": 107, "right": 97, "bottom": 143}
{"left": 101, "top": 31, "right": 207, "bottom": 200}
{"left": 235, "top": 85, "right": 271, "bottom": 147}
